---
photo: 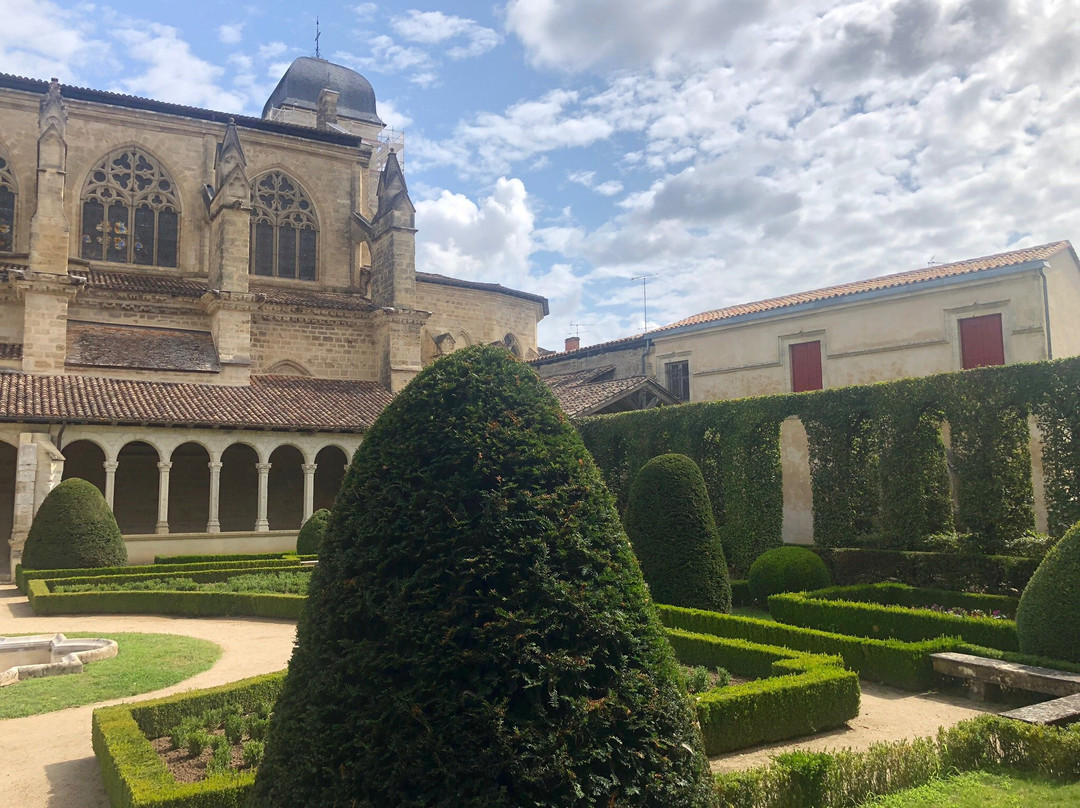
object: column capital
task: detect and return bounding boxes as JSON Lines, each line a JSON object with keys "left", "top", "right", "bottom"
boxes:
{"left": 301, "top": 463, "right": 318, "bottom": 474}
{"left": 255, "top": 462, "right": 272, "bottom": 473}
{"left": 157, "top": 461, "right": 173, "bottom": 472}
{"left": 207, "top": 461, "right": 223, "bottom": 472}
{"left": 103, "top": 460, "right": 119, "bottom": 472}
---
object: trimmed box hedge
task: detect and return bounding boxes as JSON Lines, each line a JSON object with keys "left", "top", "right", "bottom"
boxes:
{"left": 153, "top": 553, "right": 313, "bottom": 564}
{"left": 768, "top": 583, "right": 1019, "bottom": 651}
{"left": 810, "top": 547, "right": 1039, "bottom": 595}
{"left": 731, "top": 579, "right": 752, "bottom": 607}
{"left": 92, "top": 671, "right": 285, "bottom": 808}
{"left": 16, "top": 558, "right": 311, "bottom": 593}
{"left": 666, "top": 628, "right": 859, "bottom": 754}
{"left": 658, "top": 604, "right": 962, "bottom": 690}
{"left": 26, "top": 577, "right": 306, "bottom": 619}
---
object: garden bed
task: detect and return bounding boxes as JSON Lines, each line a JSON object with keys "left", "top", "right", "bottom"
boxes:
{"left": 767, "top": 583, "right": 1019, "bottom": 650}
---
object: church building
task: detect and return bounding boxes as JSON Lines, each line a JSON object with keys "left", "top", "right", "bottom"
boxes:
{"left": 0, "top": 59, "right": 548, "bottom": 575}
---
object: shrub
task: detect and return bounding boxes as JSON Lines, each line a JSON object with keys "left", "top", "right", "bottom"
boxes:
{"left": 623, "top": 453, "right": 732, "bottom": 612}
{"left": 747, "top": 545, "right": 830, "bottom": 603}
{"left": 1017, "top": 521, "right": 1080, "bottom": 662}
{"left": 295, "top": 509, "right": 330, "bottom": 555}
{"left": 21, "top": 478, "right": 127, "bottom": 570}
{"left": 254, "top": 346, "right": 716, "bottom": 807}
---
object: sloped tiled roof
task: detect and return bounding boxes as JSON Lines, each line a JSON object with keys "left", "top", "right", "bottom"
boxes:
{"left": 654, "top": 241, "right": 1072, "bottom": 333}
{"left": 0, "top": 372, "right": 392, "bottom": 431}
{"left": 77, "top": 270, "right": 208, "bottom": 299}
{"left": 251, "top": 284, "right": 375, "bottom": 313}
{"left": 544, "top": 366, "right": 676, "bottom": 417}
{"left": 67, "top": 321, "right": 219, "bottom": 372}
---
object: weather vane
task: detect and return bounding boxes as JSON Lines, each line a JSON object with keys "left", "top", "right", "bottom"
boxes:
{"left": 315, "top": 17, "right": 322, "bottom": 59}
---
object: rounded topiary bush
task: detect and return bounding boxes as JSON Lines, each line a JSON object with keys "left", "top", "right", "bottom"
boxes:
{"left": 21, "top": 477, "right": 127, "bottom": 570}
{"left": 747, "top": 545, "right": 830, "bottom": 603}
{"left": 295, "top": 508, "right": 330, "bottom": 555}
{"left": 254, "top": 345, "right": 716, "bottom": 808}
{"left": 1017, "top": 521, "right": 1080, "bottom": 662}
{"left": 623, "top": 453, "right": 731, "bottom": 612}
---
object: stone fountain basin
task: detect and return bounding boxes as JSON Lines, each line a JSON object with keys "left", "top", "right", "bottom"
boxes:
{"left": 0, "top": 634, "right": 118, "bottom": 686}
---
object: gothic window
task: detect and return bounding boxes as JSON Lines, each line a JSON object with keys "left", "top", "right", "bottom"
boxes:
{"left": 0, "top": 152, "right": 16, "bottom": 253}
{"left": 80, "top": 147, "right": 180, "bottom": 267}
{"left": 250, "top": 172, "right": 318, "bottom": 280}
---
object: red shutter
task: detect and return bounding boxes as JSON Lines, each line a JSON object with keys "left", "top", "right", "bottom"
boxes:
{"left": 959, "top": 314, "right": 1005, "bottom": 369}
{"left": 790, "top": 341, "right": 823, "bottom": 392}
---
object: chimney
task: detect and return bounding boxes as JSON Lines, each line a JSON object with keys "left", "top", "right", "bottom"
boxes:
{"left": 564, "top": 336, "right": 580, "bottom": 352}
{"left": 317, "top": 88, "right": 339, "bottom": 131}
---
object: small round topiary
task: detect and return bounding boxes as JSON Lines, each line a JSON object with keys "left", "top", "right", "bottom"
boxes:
{"left": 623, "top": 453, "right": 731, "bottom": 612}
{"left": 21, "top": 477, "right": 127, "bottom": 570}
{"left": 1017, "top": 521, "right": 1080, "bottom": 662}
{"left": 254, "top": 345, "right": 716, "bottom": 808}
{"left": 747, "top": 545, "right": 830, "bottom": 603}
{"left": 295, "top": 508, "right": 330, "bottom": 555}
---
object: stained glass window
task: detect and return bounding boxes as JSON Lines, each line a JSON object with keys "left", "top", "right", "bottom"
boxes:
{"left": 80, "top": 148, "right": 180, "bottom": 267}
{"left": 0, "top": 154, "right": 16, "bottom": 253}
{"left": 249, "top": 172, "right": 318, "bottom": 280}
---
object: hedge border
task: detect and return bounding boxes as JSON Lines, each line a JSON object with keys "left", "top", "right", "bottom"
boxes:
{"left": 92, "top": 672, "right": 285, "bottom": 808}
{"left": 153, "top": 553, "right": 311, "bottom": 565}
{"left": 15, "top": 558, "right": 312, "bottom": 593}
{"left": 26, "top": 578, "right": 305, "bottom": 618}
{"left": 666, "top": 628, "right": 859, "bottom": 754}
{"left": 658, "top": 604, "right": 961, "bottom": 690}
{"left": 42, "top": 565, "right": 311, "bottom": 591}
{"left": 768, "top": 584, "right": 1019, "bottom": 651}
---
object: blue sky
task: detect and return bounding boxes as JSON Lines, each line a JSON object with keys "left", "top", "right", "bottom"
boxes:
{"left": 3, "top": 0, "right": 1079, "bottom": 349}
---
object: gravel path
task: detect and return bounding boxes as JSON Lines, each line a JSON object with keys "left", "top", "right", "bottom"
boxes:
{"left": 0, "top": 583, "right": 297, "bottom": 808}
{"left": 709, "top": 680, "right": 1002, "bottom": 773}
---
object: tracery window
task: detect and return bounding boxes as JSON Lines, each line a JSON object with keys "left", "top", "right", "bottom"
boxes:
{"left": 250, "top": 172, "right": 318, "bottom": 280}
{"left": 80, "top": 147, "right": 180, "bottom": 267}
{"left": 0, "top": 153, "right": 16, "bottom": 253}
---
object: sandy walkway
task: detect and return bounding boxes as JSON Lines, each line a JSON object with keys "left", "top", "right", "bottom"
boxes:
{"left": 709, "top": 680, "right": 1002, "bottom": 773}
{"left": 0, "top": 583, "right": 297, "bottom": 808}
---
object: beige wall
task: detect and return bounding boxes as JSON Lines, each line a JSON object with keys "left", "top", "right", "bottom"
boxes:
{"left": 251, "top": 314, "right": 380, "bottom": 380}
{"left": 1044, "top": 250, "right": 1080, "bottom": 358}
{"left": 416, "top": 281, "right": 545, "bottom": 361}
{"left": 653, "top": 270, "right": 1055, "bottom": 402}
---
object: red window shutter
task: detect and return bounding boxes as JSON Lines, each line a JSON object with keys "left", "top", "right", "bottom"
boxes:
{"left": 790, "top": 341, "right": 823, "bottom": 392}
{"left": 959, "top": 314, "right": 1005, "bottom": 369}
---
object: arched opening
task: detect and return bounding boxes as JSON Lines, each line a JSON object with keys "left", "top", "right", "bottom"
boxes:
{"left": 169, "top": 442, "right": 210, "bottom": 534}
{"left": 61, "top": 439, "right": 106, "bottom": 496}
{"left": 313, "top": 445, "right": 349, "bottom": 513}
{"left": 268, "top": 445, "right": 304, "bottom": 530}
{"left": 114, "top": 441, "right": 159, "bottom": 535}
{"left": 0, "top": 440, "right": 16, "bottom": 578}
{"left": 219, "top": 444, "right": 259, "bottom": 532}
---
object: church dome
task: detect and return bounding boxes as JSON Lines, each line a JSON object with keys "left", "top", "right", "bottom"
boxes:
{"left": 262, "top": 57, "right": 384, "bottom": 126}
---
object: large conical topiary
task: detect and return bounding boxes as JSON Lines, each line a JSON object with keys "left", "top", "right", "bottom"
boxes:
{"left": 254, "top": 345, "right": 716, "bottom": 807}
{"left": 21, "top": 478, "right": 127, "bottom": 569}
{"left": 295, "top": 508, "right": 330, "bottom": 555}
{"left": 623, "top": 453, "right": 731, "bottom": 612}
{"left": 1017, "top": 521, "right": 1080, "bottom": 662}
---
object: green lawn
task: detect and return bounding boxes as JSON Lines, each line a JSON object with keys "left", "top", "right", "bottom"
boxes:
{"left": 731, "top": 605, "right": 774, "bottom": 622}
{"left": 864, "top": 769, "right": 1080, "bottom": 807}
{"left": 0, "top": 631, "right": 221, "bottom": 719}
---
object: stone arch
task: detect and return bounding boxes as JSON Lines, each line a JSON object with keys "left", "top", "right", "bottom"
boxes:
{"left": 249, "top": 169, "right": 319, "bottom": 280}
{"left": 456, "top": 329, "right": 473, "bottom": 348}
{"left": 313, "top": 445, "right": 349, "bottom": 513}
{"left": 168, "top": 442, "right": 211, "bottom": 534}
{"left": 268, "top": 444, "right": 304, "bottom": 530}
{"left": 265, "top": 360, "right": 312, "bottom": 376}
{"left": 61, "top": 439, "right": 107, "bottom": 497}
{"left": 0, "top": 140, "right": 18, "bottom": 254}
{"left": 79, "top": 144, "right": 181, "bottom": 267}
{"left": 114, "top": 440, "right": 160, "bottom": 535}
{"left": 219, "top": 443, "right": 259, "bottom": 532}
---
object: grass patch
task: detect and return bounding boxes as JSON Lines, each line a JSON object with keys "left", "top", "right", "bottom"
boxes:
{"left": 53, "top": 570, "right": 311, "bottom": 595}
{"left": 0, "top": 632, "right": 220, "bottom": 719}
{"left": 731, "top": 605, "right": 774, "bottom": 622}
{"left": 864, "top": 769, "right": 1080, "bottom": 807}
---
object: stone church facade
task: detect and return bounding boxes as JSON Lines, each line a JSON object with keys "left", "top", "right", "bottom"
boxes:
{"left": 0, "top": 59, "right": 547, "bottom": 576}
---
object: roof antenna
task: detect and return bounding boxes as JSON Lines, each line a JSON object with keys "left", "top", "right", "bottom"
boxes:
{"left": 315, "top": 17, "right": 322, "bottom": 59}
{"left": 631, "top": 274, "right": 655, "bottom": 331}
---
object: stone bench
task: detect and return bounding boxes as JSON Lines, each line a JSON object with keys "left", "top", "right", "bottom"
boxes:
{"left": 930, "top": 651, "right": 1080, "bottom": 725}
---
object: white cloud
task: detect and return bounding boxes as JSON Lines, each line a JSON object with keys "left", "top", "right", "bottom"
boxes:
{"left": 391, "top": 10, "right": 501, "bottom": 59}
{"left": 0, "top": 0, "right": 106, "bottom": 82}
{"left": 217, "top": 23, "right": 244, "bottom": 45}
{"left": 566, "top": 169, "right": 623, "bottom": 197}
{"left": 377, "top": 98, "right": 413, "bottom": 130}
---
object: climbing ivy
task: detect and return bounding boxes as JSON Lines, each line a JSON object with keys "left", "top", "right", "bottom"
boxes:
{"left": 577, "top": 357, "right": 1080, "bottom": 572}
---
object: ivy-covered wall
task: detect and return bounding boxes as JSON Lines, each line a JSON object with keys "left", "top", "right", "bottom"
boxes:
{"left": 577, "top": 357, "right": 1080, "bottom": 575}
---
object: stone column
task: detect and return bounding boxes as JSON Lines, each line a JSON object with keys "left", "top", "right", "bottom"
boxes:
{"left": 155, "top": 461, "right": 172, "bottom": 535}
{"left": 207, "top": 460, "right": 222, "bottom": 533}
{"left": 103, "top": 460, "right": 118, "bottom": 510}
{"left": 302, "top": 463, "right": 317, "bottom": 522}
{"left": 255, "top": 462, "right": 271, "bottom": 532}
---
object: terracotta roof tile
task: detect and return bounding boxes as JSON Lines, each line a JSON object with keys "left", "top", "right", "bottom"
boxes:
{"left": 544, "top": 366, "right": 674, "bottom": 417}
{"left": 654, "top": 241, "right": 1072, "bottom": 333}
{"left": 67, "top": 321, "right": 219, "bottom": 372}
{"left": 78, "top": 270, "right": 208, "bottom": 298}
{"left": 0, "top": 372, "right": 392, "bottom": 431}
{"left": 250, "top": 284, "right": 375, "bottom": 313}
{"left": 0, "top": 343, "right": 21, "bottom": 360}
